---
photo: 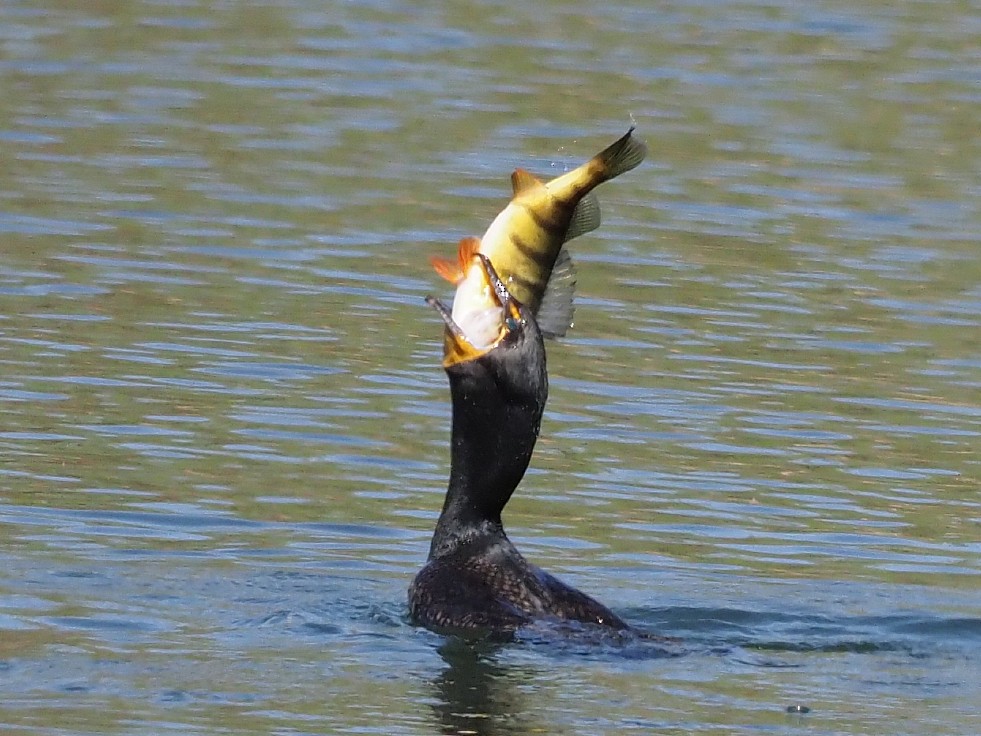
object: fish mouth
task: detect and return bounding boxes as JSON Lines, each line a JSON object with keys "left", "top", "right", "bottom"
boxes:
{"left": 428, "top": 253, "right": 523, "bottom": 368}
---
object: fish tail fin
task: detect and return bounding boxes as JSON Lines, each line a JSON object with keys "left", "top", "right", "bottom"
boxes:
{"left": 591, "top": 127, "right": 647, "bottom": 182}
{"left": 429, "top": 236, "right": 482, "bottom": 284}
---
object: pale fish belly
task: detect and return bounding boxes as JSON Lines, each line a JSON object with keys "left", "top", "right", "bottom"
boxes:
{"left": 449, "top": 204, "right": 516, "bottom": 347}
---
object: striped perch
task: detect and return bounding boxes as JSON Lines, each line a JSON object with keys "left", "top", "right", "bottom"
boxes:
{"left": 431, "top": 128, "right": 646, "bottom": 348}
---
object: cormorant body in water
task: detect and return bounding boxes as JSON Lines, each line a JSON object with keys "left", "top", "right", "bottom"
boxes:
{"left": 410, "top": 254, "right": 627, "bottom": 634}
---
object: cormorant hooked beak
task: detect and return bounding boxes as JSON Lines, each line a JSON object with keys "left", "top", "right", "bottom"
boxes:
{"left": 427, "top": 253, "right": 524, "bottom": 368}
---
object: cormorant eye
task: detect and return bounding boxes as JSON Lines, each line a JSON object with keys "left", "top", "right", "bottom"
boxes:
{"left": 505, "top": 316, "right": 520, "bottom": 333}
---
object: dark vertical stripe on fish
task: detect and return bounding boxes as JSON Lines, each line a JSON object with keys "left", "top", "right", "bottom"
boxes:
{"left": 516, "top": 201, "right": 566, "bottom": 234}
{"left": 549, "top": 192, "right": 579, "bottom": 214}
{"left": 510, "top": 232, "right": 553, "bottom": 271}
{"left": 508, "top": 272, "right": 542, "bottom": 302}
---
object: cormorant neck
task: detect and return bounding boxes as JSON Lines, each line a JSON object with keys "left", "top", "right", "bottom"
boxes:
{"left": 428, "top": 348, "right": 547, "bottom": 559}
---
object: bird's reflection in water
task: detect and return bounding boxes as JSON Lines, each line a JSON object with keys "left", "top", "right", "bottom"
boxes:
{"left": 429, "top": 637, "right": 540, "bottom": 736}
{"left": 427, "top": 625, "right": 679, "bottom": 735}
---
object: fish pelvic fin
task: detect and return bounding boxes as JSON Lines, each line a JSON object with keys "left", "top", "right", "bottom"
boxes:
{"left": 511, "top": 168, "right": 545, "bottom": 196}
{"left": 429, "top": 236, "right": 482, "bottom": 284}
{"left": 590, "top": 127, "right": 647, "bottom": 183}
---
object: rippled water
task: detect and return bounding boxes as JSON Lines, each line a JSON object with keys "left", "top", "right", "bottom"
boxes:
{"left": 1, "top": 1, "right": 979, "bottom": 734}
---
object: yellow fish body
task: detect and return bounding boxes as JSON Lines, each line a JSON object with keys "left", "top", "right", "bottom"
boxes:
{"left": 431, "top": 128, "right": 646, "bottom": 348}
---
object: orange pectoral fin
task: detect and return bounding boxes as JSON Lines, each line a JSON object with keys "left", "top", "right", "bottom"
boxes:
{"left": 457, "top": 236, "right": 480, "bottom": 265}
{"left": 430, "top": 255, "right": 464, "bottom": 284}
{"left": 430, "top": 237, "right": 481, "bottom": 284}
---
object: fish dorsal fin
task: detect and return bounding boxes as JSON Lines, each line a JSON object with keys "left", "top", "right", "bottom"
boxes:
{"left": 563, "top": 191, "right": 601, "bottom": 242}
{"left": 430, "top": 237, "right": 480, "bottom": 284}
{"left": 511, "top": 168, "right": 544, "bottom": 196}
{"left": 536, "top": 246, "right": 577, "bottom": 339}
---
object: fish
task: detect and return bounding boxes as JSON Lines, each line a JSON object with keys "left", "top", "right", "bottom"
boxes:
{"left": 430, "top": 128, "right": 646, "bottom": 349}
{"left": 427, "top": 252, "right": 526, "bottom": 368}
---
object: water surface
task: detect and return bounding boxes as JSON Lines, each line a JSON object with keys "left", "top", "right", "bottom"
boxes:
{"left": 1, "top": 1, "right": 979, "bottom": 734}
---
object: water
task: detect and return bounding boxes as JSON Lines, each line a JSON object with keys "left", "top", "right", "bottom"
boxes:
{"left": 1, "top": 0, "right": 979, "bottom": 734}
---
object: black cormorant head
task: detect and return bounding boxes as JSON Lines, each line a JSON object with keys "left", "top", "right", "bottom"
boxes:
{"left": 427, "top": 253, "right": 545, "bottom": 401}
{"left": 426, "top": 254, "right": 548, "bottom": 532}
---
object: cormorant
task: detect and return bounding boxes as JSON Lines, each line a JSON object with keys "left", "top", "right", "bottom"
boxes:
{"left": 409, "top": 254, "right": 627, "bottom": 634}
